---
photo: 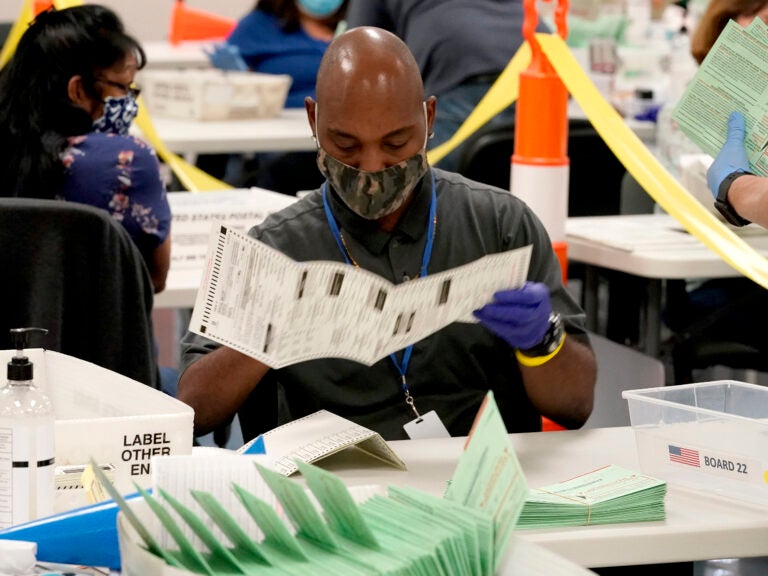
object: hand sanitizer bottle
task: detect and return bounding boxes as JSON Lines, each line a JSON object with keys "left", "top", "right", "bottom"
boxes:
{"left": 0, "top": 328, "right": 55, "bottom": 529}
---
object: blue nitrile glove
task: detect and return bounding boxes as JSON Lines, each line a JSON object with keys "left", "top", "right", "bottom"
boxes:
{"left": 205, "top": 43, "right": 249, "bottom": 71}
{"left": 473, "top": 282, "right": 551, "bottom": 350}
{"left": 707, "top": 111, "right": 751, "bottom": 198}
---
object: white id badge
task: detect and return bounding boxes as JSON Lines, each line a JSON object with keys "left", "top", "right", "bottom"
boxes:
{"left": 403, "top": 410, "right": 451, "bottom": 439}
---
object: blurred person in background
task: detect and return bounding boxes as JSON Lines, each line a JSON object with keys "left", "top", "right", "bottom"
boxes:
{"left": 662, "top": 0, "right": 768, "bottom": 382}
{"left": 228, "top": 0, "right": 349, "bottom": 108}
{"left": 0, "top": 4, "right": 175, "bottom": 393}
{"left": 0, "top": 4, "right": 170, "bottom": 293}
{"left": 691, "top": 0, "right": 768, "bottom": 63}
{"left": 202, "top": 0, "right": 349, "bottom": 195}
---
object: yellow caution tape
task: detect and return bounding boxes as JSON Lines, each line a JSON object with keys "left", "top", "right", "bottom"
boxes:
{"left": 1, "top": 0, "right": 85, "bottom": 69}
{"left": 424, "top": 30, "right": 768, "bottom": 287}
{"left": 134, "top": 103, "right": 232, "bottom": 192}
{"left": 53, "top": 0, "right": 84, "bottom": 8}
{"left": 536, "top": 33, "right": 768, "bottom": 289}
{"left": 0, "top": 0, "right": 34, "bottom": 69}
{"left": 427, "top": 42, "right": 530, "bottom": 165}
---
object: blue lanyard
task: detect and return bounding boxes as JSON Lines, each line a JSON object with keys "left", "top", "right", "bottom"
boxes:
{"left": 321, "top": 171, "right": 437, "bottom": 416}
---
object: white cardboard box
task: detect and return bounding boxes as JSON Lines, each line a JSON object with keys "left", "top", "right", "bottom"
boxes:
{"left": 0, "top": 349, "right": 193, "bottom": 507}
{"left": 139, "top": 69, "right": 292, "bottom": 121}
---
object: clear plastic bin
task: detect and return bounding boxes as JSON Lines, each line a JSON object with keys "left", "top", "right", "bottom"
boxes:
{"left": 623, "top": 381, "right": 768, "bottom": 504}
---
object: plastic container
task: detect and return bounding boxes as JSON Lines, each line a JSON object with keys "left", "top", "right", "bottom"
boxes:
{"left": 628, "top": 88, "right": 660, "bottom": 121}
{"left": 138, "top": 69, "right": 292, "bottom": 121}
{"left": 623, "top": 381, "right": 768, "bottom": 504}
{"left": 656, "top": 104, "right": 702, "bottom": 178}
{"left": 679, "top": 153, "right": 717, "bottom": 214}
{"left": 588, "top": 38, "right": 617, "bottom": 102}
{"left": 0, "top": 328, "right": 55, "bottom": 529}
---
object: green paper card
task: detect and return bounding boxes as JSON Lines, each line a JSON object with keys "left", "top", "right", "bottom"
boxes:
{"left": 444, "top": 391, "right": 528, "bottom": 572}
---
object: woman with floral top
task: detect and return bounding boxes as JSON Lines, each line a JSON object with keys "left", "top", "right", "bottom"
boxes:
{"left": 0, "top": 5, "right": 170, "bottom": 293}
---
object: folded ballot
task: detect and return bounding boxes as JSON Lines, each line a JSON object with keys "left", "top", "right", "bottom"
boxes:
{"left": 517, "top": 464, "right": 666, "bottom": 529}
{"left": 237, "top": 410, "right": 407, "bottom": 476}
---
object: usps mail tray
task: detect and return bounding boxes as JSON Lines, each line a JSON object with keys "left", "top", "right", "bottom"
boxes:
{"left": 623, "top": 381, "right": 768, "bottom": 504}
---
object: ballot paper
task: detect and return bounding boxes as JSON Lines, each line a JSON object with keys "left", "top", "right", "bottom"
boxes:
{"left": 517, "top": 464, "right": 666, "bottom": 529}
{"left": 151, "top": 453, "right": 279, "bottom": 550}
{"left": 189, "top": 224, "right": 532, "bottom": 368}
{"left": 673, "top": 18, "right": 768, "bottom": 176}
{"left": 237, "top": 410, "right": 407, "bottom": 477}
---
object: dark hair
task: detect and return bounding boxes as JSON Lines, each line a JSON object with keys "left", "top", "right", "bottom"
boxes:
{"left": 0, "top": 5, "right": 145, "bottom": 198}
{"left": 691, "top": 0, "right": 768, "bottom": 63}
{"left": 255, "top": 0, "right": 347, "bottom": 33}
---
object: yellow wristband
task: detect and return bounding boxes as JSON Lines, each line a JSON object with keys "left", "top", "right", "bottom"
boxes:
{"left": 515, "top": 332, "right": 567, "bottom": 367}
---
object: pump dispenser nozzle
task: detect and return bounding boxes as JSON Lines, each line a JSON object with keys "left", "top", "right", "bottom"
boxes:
{"left": 8, "top": 327, "right": 48, "bottom": 382}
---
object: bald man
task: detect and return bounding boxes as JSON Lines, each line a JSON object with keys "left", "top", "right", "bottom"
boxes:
{"left": 179, "top": 28, "right": 596, "bottom": 442}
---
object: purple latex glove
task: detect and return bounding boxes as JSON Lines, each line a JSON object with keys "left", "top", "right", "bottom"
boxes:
{"left": 707, "top": 111, "right": 751, "bottom": 197}
{"left": 473, "top": 282, "right": 551, "bottom": 350}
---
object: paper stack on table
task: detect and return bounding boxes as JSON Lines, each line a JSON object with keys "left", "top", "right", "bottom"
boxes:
{"left": 517, "top": 464, "right": 666, "bottom": 529}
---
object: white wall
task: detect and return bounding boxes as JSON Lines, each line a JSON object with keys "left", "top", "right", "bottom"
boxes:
{"left": 0, "top": 1, "right": 254, "bottom": 42}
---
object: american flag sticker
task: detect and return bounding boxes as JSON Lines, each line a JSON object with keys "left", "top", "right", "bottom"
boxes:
{"left": 669, "top": 445, "right": 701, "bottom": 467}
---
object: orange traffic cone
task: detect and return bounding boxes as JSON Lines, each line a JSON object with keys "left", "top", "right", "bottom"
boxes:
{"left": 541, "top": 417, "right": 567, "bottom": 432}
{"left": 33, "top": 0, "right": 53, "bottom": 15}
{"left": 515, "top": 0, "right": 570, "bottom": 435}
{"left": 168, "top": 0, "right": 236, "bottom": 45}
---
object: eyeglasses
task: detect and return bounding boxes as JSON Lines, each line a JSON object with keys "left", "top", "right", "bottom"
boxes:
{"left": 95, "top": 77, "right": 141, "bottom": 98}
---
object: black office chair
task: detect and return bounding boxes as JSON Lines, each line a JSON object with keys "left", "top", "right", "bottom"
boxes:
{"left": 456, "top": 117, "right": 627, "bottom": 217}
{"left": 0, "top": 198, "right": 159, "bottom": 388}
{"left": 664, "top": 278, "right": 768, "bottom": 384}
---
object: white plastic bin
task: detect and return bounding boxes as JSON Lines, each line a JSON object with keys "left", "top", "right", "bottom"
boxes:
{"left": 0, "top": 349, "right": 194, "bottom": 512}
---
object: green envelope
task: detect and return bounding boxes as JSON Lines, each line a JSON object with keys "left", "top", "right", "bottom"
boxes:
{"left": 517, "top": 464, "right": 666, "bottom": 529}
{"left": 444, "top": 391, "right": 529, "bottom": 572}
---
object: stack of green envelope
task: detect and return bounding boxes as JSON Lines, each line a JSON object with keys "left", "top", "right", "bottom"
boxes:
{"left": 100, "top": 391, "right": 530, "bottom": 576}
{"left": 101, "top": 457, "right": 501, "bottom": 576}
{"left": 517, "top": 464, "right": 666, "bottom": 529}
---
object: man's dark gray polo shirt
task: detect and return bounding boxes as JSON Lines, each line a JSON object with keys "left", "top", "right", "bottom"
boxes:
{"left": 181, "top": 168, "right": 589, "bottom": 441}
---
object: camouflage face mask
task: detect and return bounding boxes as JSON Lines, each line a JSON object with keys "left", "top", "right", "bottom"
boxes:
{"left": 315, "top": 103, "right": 430, "bottom": 220}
